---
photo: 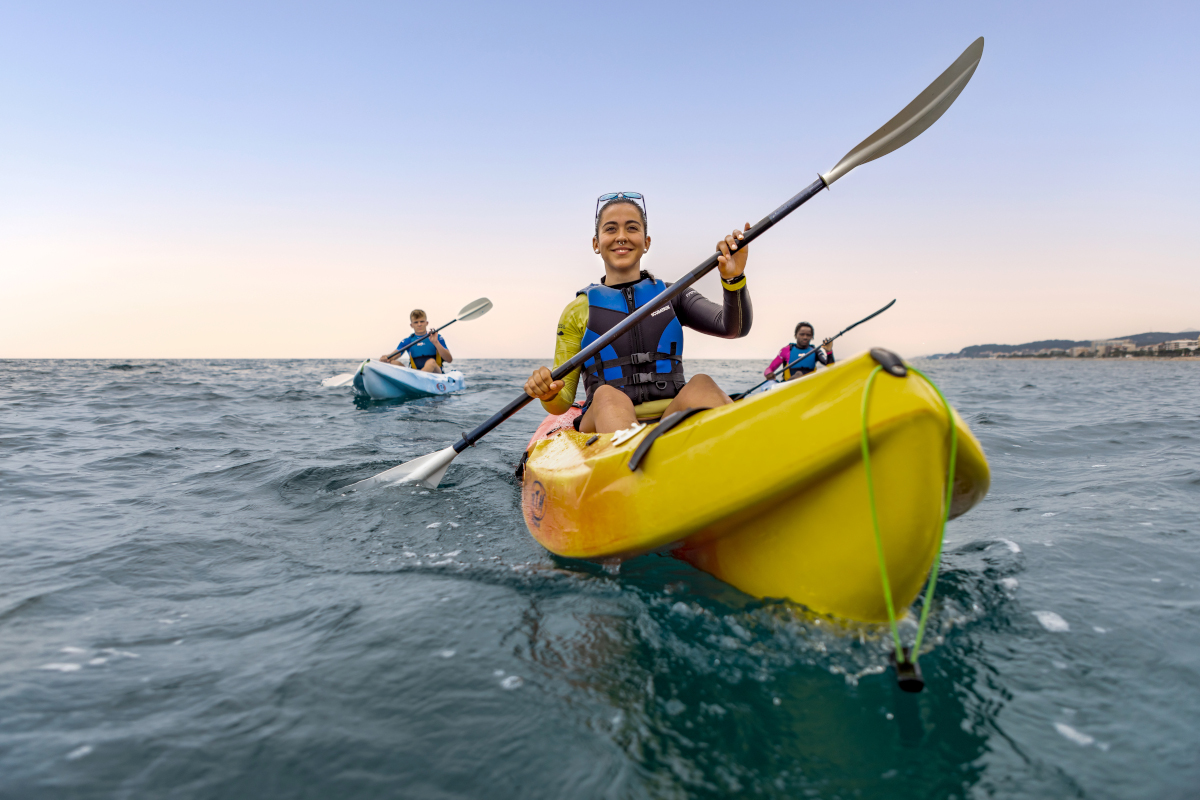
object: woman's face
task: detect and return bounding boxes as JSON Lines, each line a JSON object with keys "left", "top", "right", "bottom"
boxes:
{"left": 592, "top": 203, "right": 650, "bottom": 271}
{"left": 796, "top": 326, "right": 814, "bottom": 347}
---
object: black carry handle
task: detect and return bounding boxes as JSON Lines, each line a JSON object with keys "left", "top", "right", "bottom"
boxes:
{"left": 452, "top": 177, "right": 830, "bottom": 453}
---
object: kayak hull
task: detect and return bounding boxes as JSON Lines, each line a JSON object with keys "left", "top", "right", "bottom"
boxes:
{"left": 353, "top": 359, "right": 465, "bottom": 400}
{"left": 520, "top": 351, "right": 990, "bottom": 623}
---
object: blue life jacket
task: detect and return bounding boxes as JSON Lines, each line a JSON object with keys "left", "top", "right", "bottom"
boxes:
{"left": 783, "top": 344, "right": 820, "bottom": 379}
{"left": 578, "top": 274, "right": 685, "bottom": 406}
{"left": 397, "top": 333, "right": 446, "bottom": 370}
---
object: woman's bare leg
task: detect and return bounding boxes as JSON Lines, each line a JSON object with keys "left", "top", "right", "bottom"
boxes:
{"left": 420, "top": 360, "right": 442, "bottom": 373}
{"left": 660, "top": 374, "right": 731, "bottom": 418}
{"left": 580, "top": 385, "right": 638, "bottom": 434}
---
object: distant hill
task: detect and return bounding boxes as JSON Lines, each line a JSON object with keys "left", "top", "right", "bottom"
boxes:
{"left": 941, "top": 331, "right": 1199, "bottom": 358}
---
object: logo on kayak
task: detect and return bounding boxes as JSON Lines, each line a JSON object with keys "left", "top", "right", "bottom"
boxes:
{"left": 529, "top": 481, "right": 546, "bottom": 527}
{"left": 437, "top": 383, "right": 446, "bottom": 391}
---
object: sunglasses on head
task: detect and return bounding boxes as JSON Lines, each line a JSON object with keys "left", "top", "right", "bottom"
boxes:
{"left": 595, "top": 192, "right": 647, "bottom": 224}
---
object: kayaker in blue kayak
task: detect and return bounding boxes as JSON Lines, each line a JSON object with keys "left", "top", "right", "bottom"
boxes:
{"left": 764, "top": 322, "right": 834, "bottom": 381}
{"left": 381, "top": 309, "right": 453, "bottom": 373}
{"left": 523, "top": 192, "right": 752, "bottom": 434}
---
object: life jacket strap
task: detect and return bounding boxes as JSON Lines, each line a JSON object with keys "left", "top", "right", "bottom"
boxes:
{"left": 583, "top": 352, "right": 681, "bottom": 373}
{"left": 582, "top": 352, "right": 684, "bottom": 387}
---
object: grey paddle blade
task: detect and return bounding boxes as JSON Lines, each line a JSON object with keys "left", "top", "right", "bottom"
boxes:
{"left": 822, "top": 37, "right": 984, "bottom": 186}
{"left": 342, "top": 446, "right": 458, "bottom": 492}
{"left": 457, "top": 297, "right": 493, "bottom": 321}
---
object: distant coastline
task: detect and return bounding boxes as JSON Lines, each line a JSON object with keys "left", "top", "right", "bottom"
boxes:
{"left": 928, "top": 330, "right": 1199, "bottom": 360}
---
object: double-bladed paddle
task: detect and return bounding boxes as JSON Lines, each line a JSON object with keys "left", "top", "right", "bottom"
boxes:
{"left": 321, "top": 297, "right": 493, "bottom": 387}
{"left": 344, "top": 37, "right": 984, "bottom": 491}
{"left": 731, "top": 299, "right": 897, "bottom": 400}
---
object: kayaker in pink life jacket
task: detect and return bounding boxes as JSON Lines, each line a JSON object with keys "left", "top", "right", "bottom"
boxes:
{"left": 523, "top": 192, "right": 753, "bottom": 434}
{"left": 765, "top": 322, "right": 834, "bottom": 381}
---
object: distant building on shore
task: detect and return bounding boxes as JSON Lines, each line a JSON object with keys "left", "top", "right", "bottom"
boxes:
{"left": 1158, "top": 339, "right": 1199, "bottom": 352}
{"left": 935, "top": 330, "right": 1199, "bottom": 359}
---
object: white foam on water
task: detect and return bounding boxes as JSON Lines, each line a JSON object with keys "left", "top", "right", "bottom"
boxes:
{"left": 436, "top": 649, "right": 456, "bottom": 659}
{"left": 1000, "top": 539, "right": 1021, "bottom": 553}
{"left": 1141, "top": 522, "right": 1153, "bottom": 526}
{"left": 772, "top": 697, "right": 782, "bottom": 706}
{"left": 1042, "top": 512, "right": 1056, "bottom": 517}
{"left": 101, "top": 649, "right": 139, "bottom": 658}
{"left": 446, "top": 550, "right": 462, "bottom": 557}
{"left": 1053, "top": 661, "right": 1068, "bottom": 670}
{"left": 1151, "top": 577, "right": 1162, "bottom": 582}
{"left": 493, "top": 669, "right": 505, "bottom": 677}
{"left": 426, "top": 522, "right": 441, "bottom": 529}
{"left": 88, "top": 657, "right": 108, "bottom": 665}
{"left": 664, "top": 699, "right": 686, "bottom": 715}
{"left": 66, "top": 745, "right": 93, "bottom": 760}
{"left": 403, "top": 552, "right": 416, "bottom": 558}
{"left": 1091, "top": 465, "right": 1106, "bottom": 468}
{"left": 40, "top": 663, "right": 81, "bottom": 672}
{"left": 1054, "top": 722, "right": 1095, "bottom": 746}
{"left": 1093, "top": 626, "right": 1107, "bottom": 633}
{"left": 1034, "top": 611, "right": 1070, "bottom": 632}
{"left": 447, "top": 522, "right": 459, "bottom": 529}
{"left": 60, "top": 646, "right": 86, "bottom": 654}
{"left": 500, "top": 675, "right": 523, "bottom": 690}
{"left": 173, "top": 639, "right": 184, "bottom": 645}
{"left": 1000, "top": 577, "right": 1019, "bottom": 591}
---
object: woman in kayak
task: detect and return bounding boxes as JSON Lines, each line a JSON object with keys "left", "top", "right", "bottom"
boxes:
{"left": 381, "top": 309, "right": 453, "bottom": 373}
{"left": 763, "top": 322, "right": 833, "bottom": 381}
{"left": 524, "top": 192, "right": 752, "bottom": 434}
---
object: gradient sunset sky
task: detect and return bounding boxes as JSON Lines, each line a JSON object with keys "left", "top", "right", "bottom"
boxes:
{"left": 2, "top": 1, "right": 1196, "bottom": 360}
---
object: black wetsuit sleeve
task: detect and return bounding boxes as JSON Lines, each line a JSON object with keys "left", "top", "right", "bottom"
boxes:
{"left": 668, "top": 280, "right": 752, "bottom": 339}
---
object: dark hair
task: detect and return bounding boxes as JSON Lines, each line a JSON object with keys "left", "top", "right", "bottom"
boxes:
{"left": 595, "top": 198, "right": 648, "bottom": 236}
{"left": 795, "top": 321, "right": 814, "bottom": 336}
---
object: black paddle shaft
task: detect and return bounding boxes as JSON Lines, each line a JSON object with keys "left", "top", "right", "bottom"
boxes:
{"left": 384, "top": 318, "right": 459, "bottom": 361}
{"left": 453, "top": 177, "right": 830, "bottom": 453}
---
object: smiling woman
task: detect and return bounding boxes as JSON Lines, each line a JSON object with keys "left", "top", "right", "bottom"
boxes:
{"left": 523, "top": 193, "right": 754, "bottom": 433}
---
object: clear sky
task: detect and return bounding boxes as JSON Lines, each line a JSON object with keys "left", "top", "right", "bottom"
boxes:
{"left": 2, "top": 1, "right": 1196, "bottom": 360}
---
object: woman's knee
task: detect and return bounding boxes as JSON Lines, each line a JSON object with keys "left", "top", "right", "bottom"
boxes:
{"left": 592, "top": 385, "right": 633, "bottom": 407}
{"left": 687, "top": 373, "right": 721, "bottom": 390}
{"left": 680, "top": 373, "right": 731, "bottom": 404}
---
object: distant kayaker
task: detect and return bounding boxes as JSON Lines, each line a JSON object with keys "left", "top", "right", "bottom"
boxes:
{"left": 524, "top": 192, "right": 752, "bottom": 434}
{"left": 764, "top": 322, "right": 834, "bottom": 381}
{"left": 382, "top": 310, "right": 453, "bottom": 373}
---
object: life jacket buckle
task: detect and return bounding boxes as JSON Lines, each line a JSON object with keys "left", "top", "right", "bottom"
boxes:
{"left": 629, "top": 352, "right": 654, "bottom": 365}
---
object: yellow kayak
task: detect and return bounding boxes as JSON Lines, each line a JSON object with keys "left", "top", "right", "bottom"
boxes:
{"left": 520, "top": 349, "right": 990, "bottom": 623}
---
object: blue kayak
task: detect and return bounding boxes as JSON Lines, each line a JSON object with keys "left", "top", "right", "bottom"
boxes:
{"left": 352, "top": 359, "right": 466, "bottom": 401}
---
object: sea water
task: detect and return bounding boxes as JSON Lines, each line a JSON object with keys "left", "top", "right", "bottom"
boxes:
{"left": 1, "top": 358, "right": 1197, "bottom": 799}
